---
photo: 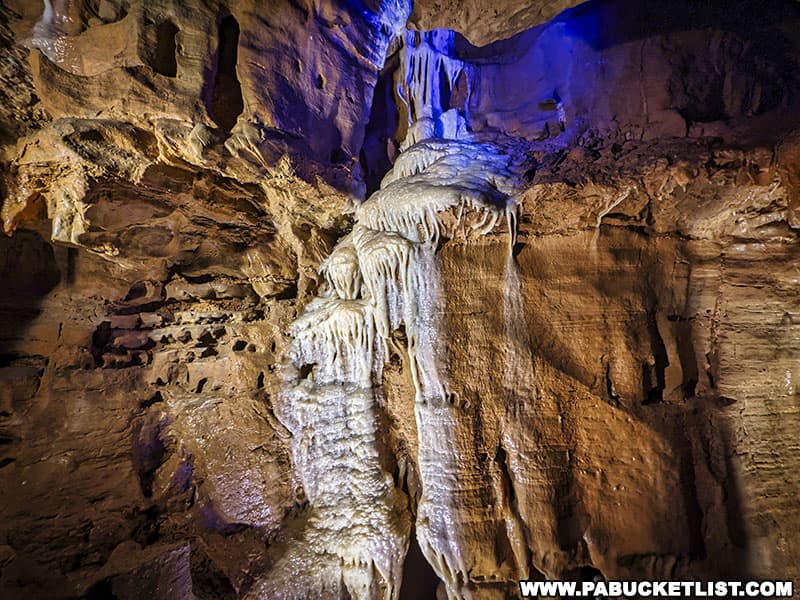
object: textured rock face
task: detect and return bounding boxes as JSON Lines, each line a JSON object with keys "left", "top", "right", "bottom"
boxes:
{"left": 1, "top": 0, "right": 800, "bottom": 598}
{"left": 408, "top": 0, "right": 584, "bottom": 46}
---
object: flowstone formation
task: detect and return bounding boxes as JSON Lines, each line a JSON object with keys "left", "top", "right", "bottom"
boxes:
{"left": 267, "top": 7, "right": 800, "bottom": 596}
{"left": 3, "top": 0, "right": 800, "bottom": 598}
{"left": 262, "top": 31, "right": 526, "bottom": 599}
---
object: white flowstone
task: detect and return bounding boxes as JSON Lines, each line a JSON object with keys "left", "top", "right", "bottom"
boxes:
{"left": 258, "top": 28, "right": 526, "bottom": 599}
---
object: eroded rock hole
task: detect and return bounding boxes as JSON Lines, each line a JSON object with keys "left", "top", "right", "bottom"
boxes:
{"left": 330, "top": 146, "right": 348, "bottom": 164}
{"left": 208, "top": 15, "right": 244, "bottom": 132}
{"left": 494, "top": 445, "right": 516, "bottom": 504}
{"left": 399, "top": 528, "right": 441, "bottom": 599}
{"left": 131, "top": 415, "right": 168, "bottom": 498}
{"left": 139, "top": 390, "right": 163, "bottom": 408}
{"left": 124, "top": 281, "right": 148, "bottom": 302}
{"left": 152, "top": 21, "right": 178, "bottom": 77}
{"left": 91, "top": 321, "right": 113, "bottom": 367}
{"left": 643, "top": 312, "right": 669, "bottom": 404}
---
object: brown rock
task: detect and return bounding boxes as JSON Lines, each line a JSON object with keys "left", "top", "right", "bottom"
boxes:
{"left": 1, "top": 0, "right": 800, "bottom": 597}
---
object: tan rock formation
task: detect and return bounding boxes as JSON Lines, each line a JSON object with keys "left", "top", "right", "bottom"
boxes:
{"left": 408, "top": 0, "right": 584, "bottom": 46}
{"left": 1, "top": 0, "right": 800, "bottom": 598}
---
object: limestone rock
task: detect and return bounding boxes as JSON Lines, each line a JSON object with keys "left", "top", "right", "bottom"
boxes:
{"left": 2, "top": 0, "right": 800, "bottom": 598}
{"left": 409, "top": 0, "right": 584, "bottom": 46}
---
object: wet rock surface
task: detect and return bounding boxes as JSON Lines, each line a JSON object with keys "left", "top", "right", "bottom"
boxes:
{"left": 1, "top": 0, "right": 800, "bottom": 598}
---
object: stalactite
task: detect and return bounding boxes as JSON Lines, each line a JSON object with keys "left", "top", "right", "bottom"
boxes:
{"left": 398, "top": 30, "right": 466, "bottom": 125}
{"left": 396, "top": 30, "right": 471, "bottom": 148}
{"left": 291, "top": 297, "right": 377, "bottom": 387}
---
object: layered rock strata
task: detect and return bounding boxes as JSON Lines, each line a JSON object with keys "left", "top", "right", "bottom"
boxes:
{"left": 1, "top": 0, "right": 800, "bottom": 599}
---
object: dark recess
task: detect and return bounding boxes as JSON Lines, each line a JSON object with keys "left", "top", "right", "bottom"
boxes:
{"left": 399, "top": 528, "right": 441, "bottom": 599}
{"left": 642, "top": 311, "right": 668, "bottom": 405}
{"left": 0, "top": 230, "right": 60, "bottom": 367}
{"left": 152, "top": 21, "right": 179, "bottom": 77}
{"left": 208, "top": 15, "right": 245, "bottom": 132}
{"left": 85, "top": 578, "right": 119, "bottom": 600}
{"left": 359, "top": 49, "right": 401, "bottom": 196}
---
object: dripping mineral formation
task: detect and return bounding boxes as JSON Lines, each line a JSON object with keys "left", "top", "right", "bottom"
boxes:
{"left": 1, "top": 0, "right": 800, "bottom": 599}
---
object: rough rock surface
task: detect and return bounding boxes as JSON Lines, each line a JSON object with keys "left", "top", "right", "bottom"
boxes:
{"left": 1, "top": 0, "right": 800, "bottom": 598}
{"left": 408, "top": 0, "right": 584, "bottom": 46}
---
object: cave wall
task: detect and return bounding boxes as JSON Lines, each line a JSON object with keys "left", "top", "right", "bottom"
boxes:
{"left": 435, "top": 169, "right": 800, "bottom": 583}
{"left": 18, "top": 0, "right": 408, "bottom": 170}
{"left": 1, "top": 0, "right": 800, "bottom": 598}
{"left": 0, "top": 223, "right": 305, "bottom": 598}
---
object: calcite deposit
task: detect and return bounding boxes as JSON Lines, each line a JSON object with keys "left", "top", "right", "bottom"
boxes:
{"left": 1, "top": 0, "right": 800, "bottom": 599}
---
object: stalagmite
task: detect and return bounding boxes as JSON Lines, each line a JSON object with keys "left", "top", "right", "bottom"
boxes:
{"left": 246, "top": 383, "right": 410, "bottom": 600}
